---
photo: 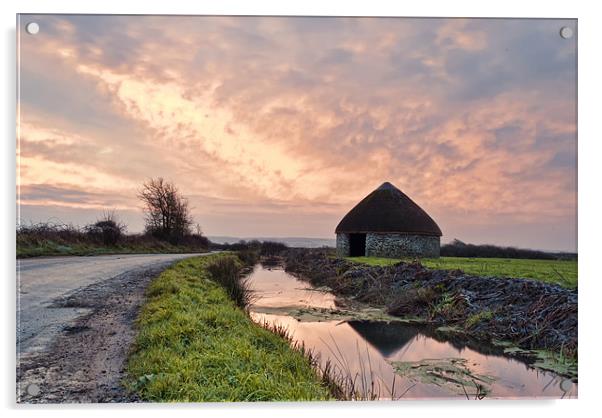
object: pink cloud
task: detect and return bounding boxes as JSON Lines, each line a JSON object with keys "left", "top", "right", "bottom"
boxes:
{"left": 17, "top": 16, "right": 577, "bottom": 250}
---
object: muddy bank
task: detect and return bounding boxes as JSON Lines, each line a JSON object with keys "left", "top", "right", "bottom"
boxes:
{"left": 17, "top": 263, "right": 175, "bottom": 403}
{"left": 283, "top": 249, "right": 577, "bottom": 359}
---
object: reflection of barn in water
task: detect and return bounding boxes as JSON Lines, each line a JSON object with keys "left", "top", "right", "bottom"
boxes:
{"left": 347, "top": 321, "right": 419, "bottom": 357}
{"left": 349, "top": 321, "right": 508, "bottom": 359}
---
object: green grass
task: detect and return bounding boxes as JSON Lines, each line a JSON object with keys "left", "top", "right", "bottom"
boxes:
{"left": 126, "top": 254, "right": 331, "bottom": 402}
{"left": 16, "top": 240, "right": 204, "bottom": 258}
{"left": 465, "top": 310, "right": 494, "bottom": 329}
{"left": 347, "top": 256, "right": 577, "bottom": 289}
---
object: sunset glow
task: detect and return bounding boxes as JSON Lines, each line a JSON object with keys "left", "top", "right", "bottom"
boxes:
{"left": 17, "top": 15, "right": 577, "bottom": 251}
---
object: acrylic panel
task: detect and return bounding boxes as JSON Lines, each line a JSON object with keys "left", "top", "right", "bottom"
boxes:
{"left": 16, "top": 15, "right": 577, "bottom": 403}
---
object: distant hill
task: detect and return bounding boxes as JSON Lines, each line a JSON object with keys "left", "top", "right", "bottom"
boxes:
{"left": 208, "top": 236, "right": 336, "bottom": 248}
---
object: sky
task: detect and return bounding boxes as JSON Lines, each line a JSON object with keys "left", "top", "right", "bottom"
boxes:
{"left": 17, "top": 15, "right": 577, "bottom": 251}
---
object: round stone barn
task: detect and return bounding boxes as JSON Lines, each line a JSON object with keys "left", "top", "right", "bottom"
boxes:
{"left": 335, "top": 182, "right": 442, "bottom": 258}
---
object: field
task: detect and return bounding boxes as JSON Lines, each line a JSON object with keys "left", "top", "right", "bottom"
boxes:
{"left": 126, "top": 254, "right": 330, "bottom": 401}
{"left": 347, "top": 256, "right": 577, "bottom": 289}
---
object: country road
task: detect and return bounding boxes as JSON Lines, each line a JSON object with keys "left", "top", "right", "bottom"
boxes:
{"left": 17, "top": 253, "right": 201, "bottom": 355}
{"left": 16, "top": 252, "right": 212, "bottom": 402}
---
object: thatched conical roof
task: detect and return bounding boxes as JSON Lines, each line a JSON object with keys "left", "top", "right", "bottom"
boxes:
{"left": 335, "top": 182, "right": 442, "bottom": 236}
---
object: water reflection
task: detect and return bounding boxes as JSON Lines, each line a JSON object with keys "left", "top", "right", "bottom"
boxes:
{"left": 248, "top": 264, "right": 577, "bottom": 399}
{"left": 249, "top": 264, "right": 336, "bottom": 309}
{"left": 347, "top": 321, "right": 419, "bottom": 358}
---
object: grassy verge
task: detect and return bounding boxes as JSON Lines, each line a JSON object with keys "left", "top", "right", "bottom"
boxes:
{"left": 126, "top": 254, "right": 331, "bottom": 401}
{"left": 17, "top": 239, "right": 206, "bottom": 258}
{"left": 347, "top": 256, "right": 577, "bottom": 288}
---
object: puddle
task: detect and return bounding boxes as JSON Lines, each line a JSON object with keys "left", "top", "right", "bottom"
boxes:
{"left": 248, "top": 264, "right": 577, "bottom": 400}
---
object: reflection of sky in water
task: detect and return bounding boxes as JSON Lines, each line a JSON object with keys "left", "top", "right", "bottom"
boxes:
{"left": 249, "top": 265, "right": 336, "bottom": 309}
{"left": 249, "top": 265, "right": 577, "bottom": 399}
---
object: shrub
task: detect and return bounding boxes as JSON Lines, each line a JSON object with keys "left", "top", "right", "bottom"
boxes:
{"left": 17, "top": 213, "right": 209, "bottom": 258}
{"left": 260, "top": 241, "right": 288, "bottom": 256}
{"left": 441, "top": 239, "right": 577, "bottom": 260}
{"left": 237, "top": 249, "right": 259, "bottom": 266}
{"left": 179, "top": 233, "right": 210, "bottom": 249}
{"left": 216, "top": 240, "right": 288, "bottom": 256}
{"left": 84, "top": 211, "right": 126, "bottom": 246}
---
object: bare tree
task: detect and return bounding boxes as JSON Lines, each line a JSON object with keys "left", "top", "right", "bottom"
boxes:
{"left": 138, "top": 177, "right": 193, "bottom": 243}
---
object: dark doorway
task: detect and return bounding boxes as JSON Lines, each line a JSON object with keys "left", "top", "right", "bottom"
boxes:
{"left": 349, "top": 233, "right": 366, "bottom": 257}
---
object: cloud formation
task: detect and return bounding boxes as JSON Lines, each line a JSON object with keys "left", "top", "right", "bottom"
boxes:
{"left": 17, "top": 16, "right": 577, "bottom": 251}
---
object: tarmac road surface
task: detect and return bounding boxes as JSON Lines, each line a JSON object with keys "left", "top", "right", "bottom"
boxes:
{"left": 17, "top": 253, "right": 204, "bottom": 356}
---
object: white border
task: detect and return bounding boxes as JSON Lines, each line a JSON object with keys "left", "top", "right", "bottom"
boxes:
{"left": 1, "top": 0, "right": 586, "bottom": 17}
{"left": 2, "top": 1, "right": 601, "bottom": 417}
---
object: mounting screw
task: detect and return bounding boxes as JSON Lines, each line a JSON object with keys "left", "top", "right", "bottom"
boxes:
{"left": 25, "top": 383, "right": 40, "bottom": 396}
{"left": 25, "top": 22, "right": 40, "bottom": 35}
{"left": 559, "top": 26, "right": 573, "bottom": 40}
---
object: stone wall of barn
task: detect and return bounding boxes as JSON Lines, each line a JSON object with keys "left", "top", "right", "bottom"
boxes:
{"left": 365, "top": 233, "right": 440, "bottom": 258}
{"left": 336, "top": 233, "right": 350, "bottom": 257}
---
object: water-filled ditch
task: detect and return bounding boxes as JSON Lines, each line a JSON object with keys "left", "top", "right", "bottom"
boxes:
{"left": 248, "top": 264, "right": 577, "bottom": 400}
